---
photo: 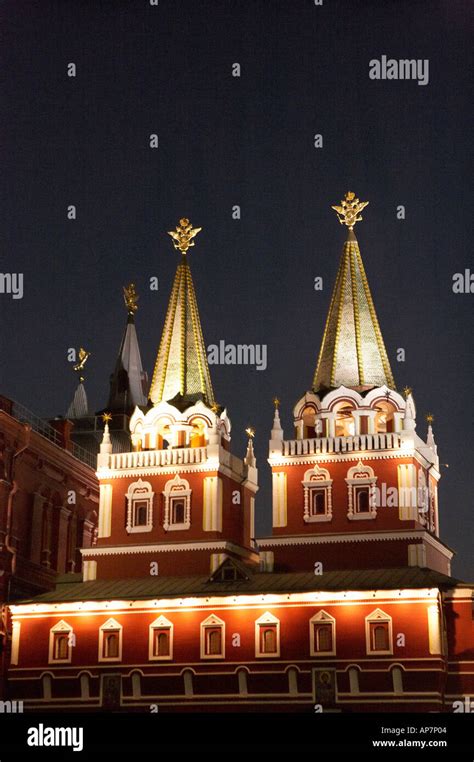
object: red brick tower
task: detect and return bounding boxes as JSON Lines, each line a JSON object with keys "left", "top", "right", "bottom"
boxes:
{"left": 261, "top": 192, "right": 451, "bottom": 575}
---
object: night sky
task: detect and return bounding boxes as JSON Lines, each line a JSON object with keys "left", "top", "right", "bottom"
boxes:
{"left": 1, "top": 1, "right": 472, "bottom": 578}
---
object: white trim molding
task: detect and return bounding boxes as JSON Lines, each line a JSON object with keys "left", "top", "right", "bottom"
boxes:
{"left": 148, "top": 615, "right": 173, "bottom": 661}
{"left": 310, "top": 610, "right": 336, "bottom": 656}
{"left": 303, "top": 465, "right": 333, "bottom": 523}
{"left": 255, "top": 611, "right": 281, "bottom": 658}
{"left": 365, "top": 609, "right": 393, "bottom": 655}
{"left": 200, "top": 614, "right": 225, "bottom": 660}
{"left": 163, "top": 474, "right": 191, "bottom": 531}
{"left": 48, "top": 620, "right": 73, "bottom": 664}
{"left": 98, "top": 618, "right": 123, "bottom": 663}
{"left": 346, "top": 460, "right": 377, "bottom": 520}
{"left": 126, "top": 478, "right": 154, "bottom": 534}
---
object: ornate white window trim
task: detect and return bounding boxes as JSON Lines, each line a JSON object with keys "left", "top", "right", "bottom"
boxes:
{"left": 365, "top": 609, "right": 393, "bottom": 655}
{"left": 255, "top": 611, "right": 281, "bottom": 658}
{"left": 48, "top": 620, "right": 73, "bottom": 664}
{"left": 126, "top": 478, "right": 154, "bottom": 534}
{"left": 303, "top": 465, "right": 333, "bottom": 523}
{"left": 200, "top": 614, "right": 225, "bottom": 659}
{"left": 98, "top": 618, "right": 123, "bottom": 663}
{"left": 149, "top": 615, "right": 173, "bottom": 661}
{"left": 309, "top": 610, "right": 336, "bottom": 656}
{"left": 346, "top": 460, "right": 377, "bottom": 520}
{"left": 163, "top": 474, "right": 191, "bottom": 531}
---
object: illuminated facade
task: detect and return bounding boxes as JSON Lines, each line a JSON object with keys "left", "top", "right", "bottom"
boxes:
{"left": 5, "top": 203, "right": 473, "bottom": 712}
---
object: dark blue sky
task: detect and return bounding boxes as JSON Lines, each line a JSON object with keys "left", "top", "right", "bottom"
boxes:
{"left": 0, "top": 0, "right": 472, "bottom": 578}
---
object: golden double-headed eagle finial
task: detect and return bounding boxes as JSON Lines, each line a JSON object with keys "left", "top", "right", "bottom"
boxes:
{"left": 245, "top": 427, "right": 255, "bottom": 439}
{"left": 123, "top": 283, "right": 139, "bottom": 315}
{"left": 168, "top": 217, "right": 202, "bottom": 254}
{"left": 331, "top": 191, "right": 369, "bottom": 230}
{"left": 73, "top": 347, "right": 91, "bottom": 382}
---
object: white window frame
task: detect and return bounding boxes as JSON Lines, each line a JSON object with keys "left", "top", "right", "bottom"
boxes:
{"left": 163, "top": 474, "right": 191, "bottom": 531}
{"left": 126, "top": 478, "right": 154, "bottom": 534}
{"left": 346, "top": 460, "right": 377, "bottom": 520}
{"left": 365, "top": 609, "right": 393, "bottom": 655}
{"left": 309, "top": 610, "right": 336, "bottom": 656}
{"left": 149, "top": 615, "right": 173, "bottom": 661}
{"left": 99, "top": 618, "right": 123, "bottom": 663}
{"left": 48, "top": 620, "right": 73, "bottom": 664}
{"left": 303, "top": 466, "right": 333, "bottom": 523}
{"left": 255, "top": 612, "right": 280, "bottom": 658}
{"left": 200, "top": 614, "right": 225, "bottom": 660}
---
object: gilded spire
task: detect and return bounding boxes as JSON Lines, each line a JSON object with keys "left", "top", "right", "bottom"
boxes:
{"left": 149, "top": 218, "right": 215, "bottom": 408}
{"left": 105, "top": 285, "right": 148, "bottom": 414}
{"left": 313, "top": 193, "right": 395, "bottom": 393}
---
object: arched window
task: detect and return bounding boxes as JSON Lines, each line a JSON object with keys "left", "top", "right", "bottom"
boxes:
{"left": 310, "top": 611, "right": 336, "bottom": 656}
{"left": 255, "top": 612, "right": 280, "bottom": 658}
{"left": 99, "top": 618, "right": 122, "bottom": 662}
{"left": 200, "top": 615, "right": 225, "bottom": 659}
{"left": 365, "top": 609, "right": 392, "bottom": 654}
{"left": 392, "top": 666, "right": 403, "bottom": 694}
{"left": 171, "top": 498, "right": 185, "bottom": 525}
{"left": 303, "top": 466, "right": 333, "bottom": 524}
{"left": 149, "top": 616, "right": 173, "bottom": 661}
{"left": 126, "top": 479, "right": 154, "bottom": 534}
{"left": 163, "top": 475, "right": 191, "bottom": 531}
{"left": 346, "top": 461, "right": 377, "bottom": 520}
{"left": 356, "top": 487, "right": 370, "bottom": 513}
{"left": 374, "top": 401, "right": 396, "bottom": 433}
{"left": 334, "top": 402, "right": 355, "bottom": 437}
{"left": 348, "top": 667, "right": 360, "bottom": 694}
{"left": 49, "top": 621, "right": 73, "bottom": 664}
{"left": 302, "top": 406, "right": 317, "bottom": 438}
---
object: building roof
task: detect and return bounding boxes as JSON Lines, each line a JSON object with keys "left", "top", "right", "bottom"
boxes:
{"left": 15, "top": 567, "right": 459, "bottom": 604}
{"left": 106, "top": 313, "right": 148, "bottom": 414}
{"left": 148, "top": 222, "right": 215, "bottom": 408}
{"left": 66, "top": 381, "right": 89, "bottom": 419}
{"left": 313, "top": 226, "right": 395, "bottom": 393}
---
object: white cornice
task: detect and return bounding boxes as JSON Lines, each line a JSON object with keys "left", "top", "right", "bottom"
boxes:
{"left": 258, "top": 530, "right": 453, "bottom": 558}
{"left": 81, "top": 540, "right": 253, "bottom": 558}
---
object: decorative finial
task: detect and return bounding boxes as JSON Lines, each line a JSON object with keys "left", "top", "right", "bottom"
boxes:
{"left": 168, "top": 217, "right": 202, "bottom": 255}
{"left": 273, "top": 396, "right": 280, "bottom": 409}
{"left": 210, "top": 402, "right": 220, "bottom": 414}
{"left": 245, "top": 427, "right": 255, "bottom": 439}
{"left": 102, "top": 412, "right": 112, "bottom": 425}
{"left": 123, "top": 283, "right": 139, "bottom": 315}
{"left": 403, "top": 386, "right": 412, "bottom": 398}
{"left": 73, "top": 347, "right": 91, "bottom": 383}
{"left": 331, "top": 191, "right": 369, "bottom": 230}
{"left": 426, "top": 413, "right": 434, "bottom": 425}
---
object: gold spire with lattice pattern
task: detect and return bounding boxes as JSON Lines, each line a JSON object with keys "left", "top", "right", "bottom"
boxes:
{"left": 313, "top": 194, "right": 395, "bottom": 392}
{"left": 149, "top": 218, "right": 215, "bottom": 407}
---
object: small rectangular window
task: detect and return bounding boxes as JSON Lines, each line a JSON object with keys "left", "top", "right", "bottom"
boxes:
{"left": 170, "top": 497, "right": 186, "bottom": 525}
{"left": 310, "top": 489, "right": 327, "bottom": 516}
{"left": 133, "top": 500, "right": 148, "bottom": 526}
